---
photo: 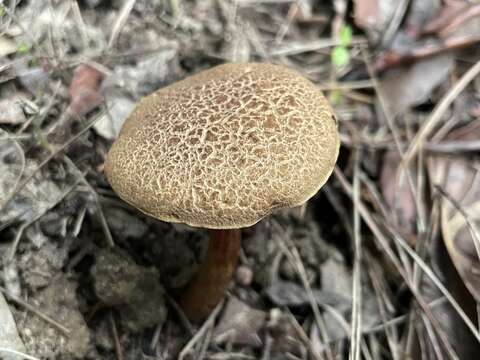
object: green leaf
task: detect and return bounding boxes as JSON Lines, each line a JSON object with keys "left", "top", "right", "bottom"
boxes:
{"left": 339, "top": 25, "right": 353, "bottom": 47}
{"left": 331, "top": 46, "right": 349, "bottom": 68}
{"left": 329, "top": 89, "right": 343, "bottom": 105}
{"left": 17, "top": 41, "right": 30, "bottom": 54}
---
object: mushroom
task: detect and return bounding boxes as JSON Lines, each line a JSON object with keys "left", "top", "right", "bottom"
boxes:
{"left": 105, "top": 63, "right": 339, "bottom": 321}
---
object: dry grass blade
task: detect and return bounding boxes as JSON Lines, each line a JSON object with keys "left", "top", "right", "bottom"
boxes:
{"left": 422, "top": 313, "right": 446, "bottom": 360}
{"left": 335, "top": 167, "right": 462, "bottom": 359}
{"left": 17, "top": 82, "right": 63, "bottom": 135}
{"left": 349, "top": 150, "right": 362, "bottom": 360}
{"left": 427, "top": 140, "right": 480, "bottom": 153}
{"left": 317, "top": 80, "right": 375, "bottom": 91}
{"left": 107, "top": 0, "right": 137, "bottom": 50}
{"left": 178, "top": 301, "right": 223, "bottom": 360}
{"left": 163, "top": 292, "right": 194, "bottom": 336}
{"left": 272, "top": 220, "right": 334, "bottom": 360}
{"left": 366, "top": 256, "right": 400, "bottom": 360}
{"left": 70, "top": 0, "right": 89, "bottom": 49}
{"left": 238, "top": 0, "right": 294, "bottom": 5}
{"left": 368, "top": 187, "right": 480, "bottom": 348}
{"left": 389, "top": 225, "right": 480, "bottom": 343}
{"left": 381, "top": 0, "right": 409, "bottom": 46}
{"left": 109, "top": 312, "right": 124, "bottom": 360}
{"left": 362, "top": 48, "right": 426, "bottom": 236}
{"left": 261, "top": 333, "right": 273, "bottom": 360}
{"left": 0, "top": 111, "right": 103, "bottom": 212}
{"left": 0, "top": 348, "right": 40, "bottom": 360}
{"left": 196, "top": 324, "right": 213, "bottom": 360}
{"left": 364, "top": 297, "right": 447, "bottom": 336}
{"left": 436, "top": 184, "right": 480, "bottom": 301}
{"left": 8, "top": 170, "right": 87, "bottom": 260}
{"left": 62, "top": 155, "right": 115, "bottom": 247}
{"left": 402, "top": 60, "right": 480, "bottom": 166}
{"left": 0, "top": 286, "right": 70, "bottom": 335}
{"left": 267, "top": 37, "right": 367, "bottom": 56}
{"left": 209, "top": 353, "right": 257, "bottom": 360}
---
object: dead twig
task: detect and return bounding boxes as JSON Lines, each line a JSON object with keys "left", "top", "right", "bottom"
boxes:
{"left": 402, "top": 59, "right": 480, "bottom": 166}
{"left": 178, "top": 300, "right": 224, "bottom": 360}
{"left": 164, "top": 292, "right": 195, "bottom": 336}
{"left": 109, "top": 312, "right": 124, "bottom": 360}
{"left": 375, "top": 35, "right": 480, "bottom": 72}
{"left": 272, "top": 220, "right": 335, "bottom": 360}
{"left": 342, "top": 163, "right": 480, "bottom": 346}
{"left": 266, "top": 36, "right": 367, "bottom": 56}
{"left": 106, "top": 0, "right": 137, "bottom": 50}
{"left": 349, "top": 150, "right": 362, "bottom": 360}
{"left": 0, "top": 348, "right": 40, "bottom": 360}
{"left": 335, "top": 167, "right": 463, "bottom": 359}
{"left": 62, "top": 155, "right": 115, "bottom": 247}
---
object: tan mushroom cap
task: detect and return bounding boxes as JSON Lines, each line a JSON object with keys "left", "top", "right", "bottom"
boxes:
{"left": 105, "top": 63, "right": 339, "bottom": 229}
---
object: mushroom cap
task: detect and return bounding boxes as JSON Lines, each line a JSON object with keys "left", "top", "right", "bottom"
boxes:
{"left": 105, "top": 63, "right": 339, "bottom": 229}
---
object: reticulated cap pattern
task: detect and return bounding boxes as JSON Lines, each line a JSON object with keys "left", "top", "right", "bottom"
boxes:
{"left": 105, "top": 63, "right": 339, "bottom": 229}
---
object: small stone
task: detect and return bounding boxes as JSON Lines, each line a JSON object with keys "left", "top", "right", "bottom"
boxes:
{"left": 0, "top": 98, "right": 26, "bottom": 124}
{"left": 235, "top": 265, "right": 253, "bottom": 287}
{"left": 94, "top": 95, "right": 135, "bottom": 140}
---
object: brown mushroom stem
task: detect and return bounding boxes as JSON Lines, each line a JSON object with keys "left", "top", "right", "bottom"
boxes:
{"left": 179, "top": 229, "right": 241, "bottom": 321}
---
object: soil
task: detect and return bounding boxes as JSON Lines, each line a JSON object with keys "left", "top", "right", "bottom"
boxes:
{"left": 1, "top": 0, "right": 480, "bottom": 359}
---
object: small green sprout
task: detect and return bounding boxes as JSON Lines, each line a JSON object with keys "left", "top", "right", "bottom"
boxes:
{"left": 329, "top": 89, "right": 343, "bottom": 106}
{"left": 331, "top": 24, "right": 353, "bottom": 68}
{"left": 331, "top": 47, "right": 349, "bottom": 68}
{"left": 17, "top": 41, "right": 31, "bottom": 55}
{"left": 330, "top": 24, "right": 353, "bottom": 104}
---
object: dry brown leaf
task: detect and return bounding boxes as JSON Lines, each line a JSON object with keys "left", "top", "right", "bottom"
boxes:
{"left": 213, "top": 296, "right": 266, "bottom": 347}
{"left": 265, "top": 280, "right": 349, "bottom": 309}
{"left": 414, "top": 231, "right": 479, "bottom": 359}
{"left": 428, "top": 125, "right": 480, "bottom": 302}
{"left": 410, "top": 123, "right": 480, "bottom": 357}
{"left": 429, "top": 155, "right": 480, "bottom": 302}
{"left": 353, "top": 0, "right": 379, "bottom": 30}
{"left": 380, "top": 150, "right": 417, "bottom": 240}
{"left": 68, "top": 64, "right": 104, "bottom": 117}
{"left": 441, "top": 197, "right": 480, "bottom": 302}
{"left": 353, "top": 0, "right": 397, "bottom": 44}
{"left": 422, "top": 0, "right": 469, "bottom": 35}
{"left": 377, "top": 53, "right": 454, "bottom": 116}
{"left": 405, "top": 0, "right": 442, "bottom": 36}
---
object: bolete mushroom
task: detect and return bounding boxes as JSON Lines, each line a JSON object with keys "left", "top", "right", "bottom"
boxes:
{"left": 105, "top": 63, "right": 339, "bottom": 321}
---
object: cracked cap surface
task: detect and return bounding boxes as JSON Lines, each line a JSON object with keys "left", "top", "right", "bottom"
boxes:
{"left": 105, "top": 63, "right": 339, "bottom": 229}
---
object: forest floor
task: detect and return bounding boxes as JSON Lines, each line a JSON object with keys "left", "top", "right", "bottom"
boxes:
{"left": 1, "top": 0, "right": 480, "bottom": 359}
